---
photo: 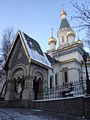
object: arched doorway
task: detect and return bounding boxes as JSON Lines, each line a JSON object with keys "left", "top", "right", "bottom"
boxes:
{"left": 32, "top": 71, "right": 44, "bottom": 100}
{"left": 14, "top": 75, "right": 25, "bottom": 100}
{"left": 8, "top": 64, "right": 26, "bottom": 101}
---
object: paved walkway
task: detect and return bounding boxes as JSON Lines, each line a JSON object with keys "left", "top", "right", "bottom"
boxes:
{"left": 0, "top": 108, "right": 87, "bottom": 120}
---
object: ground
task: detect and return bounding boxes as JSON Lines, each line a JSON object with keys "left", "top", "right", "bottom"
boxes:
{"left": 0, "top": 108, "right": 87, "bottom": 120}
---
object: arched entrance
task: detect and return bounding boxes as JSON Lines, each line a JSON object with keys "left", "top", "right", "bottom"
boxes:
{"left": 32, "top": 69, "right": 44, "bottom": 100}
{"left": 14, "top": 75, "right": 25, "bottom": 100}
{"left": 8, "top": 64, "right": 26, "bottom": 101}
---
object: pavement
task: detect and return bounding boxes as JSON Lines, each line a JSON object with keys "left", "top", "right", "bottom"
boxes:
{"left": 0, "top": 108, "right": 87, "bottom": 120}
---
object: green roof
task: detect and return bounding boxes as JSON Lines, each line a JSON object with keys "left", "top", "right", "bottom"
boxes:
{"left": 23, "top": 33, "right": 44, "bottom": 56}
{"left": 60, "top": 18, "right": 70, "bottom": 29}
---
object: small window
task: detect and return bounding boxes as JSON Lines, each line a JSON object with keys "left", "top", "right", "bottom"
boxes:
{"left": 64, "top": 71, "right": 68, "bottom": 83}
{"left": 50, "top": 76, "right": 53, "bottom": 89}
{"left": 55, "top": 73, "right": 58, "bottom": 86}
{"left": 62, "top": 36, "right": 64, "bottom": 43}
{"left": 78, "top": 68, "right": 81, "bottom": 81}
{"left": 62, "top": 67, "right": 68, "bottom": 84}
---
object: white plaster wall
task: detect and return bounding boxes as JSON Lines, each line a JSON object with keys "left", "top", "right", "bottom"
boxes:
{"left": 68, "top": 36, "right": 75, "bottom": 44}
{"left": 60, "top": 61, "right": 82, "bottom": 83}
{"left": 57, "top": 29, "right": 75, "bottom": 48}
{"left": 58, "top": 52, "right": 77, "bottom": 62}
{"left": 58, "top": 50, "right": 83, "bottom": 63}
{"left": 49, "top": 42, "right": 55, "bottom": 50}
{"left": 57, "top": 30, "right": 68, "bottom": 48}
{"left": 48, "top": 60, "right": 83, "bottom": 88}
{"left": 48, "top": 63, "right": 60, "bottom": 88}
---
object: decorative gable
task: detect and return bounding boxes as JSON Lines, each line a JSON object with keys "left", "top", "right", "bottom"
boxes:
{"left": 4, "top": 30, "right": 51, "bottom": 70}
{"left": 8, "top": 36, "right": 28, "bottom": 68}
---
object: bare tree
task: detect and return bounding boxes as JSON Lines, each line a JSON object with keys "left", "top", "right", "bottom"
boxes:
{"left": 72, "top": 2, "right": 90, "bottom": 29}
{"left": 72, "top": 2, "right": 90, "bottom": 52}
{"left": 0, "top": 27, "right": 14, "bottom": 69}
{"left": 85, "top": 27, "right": 90, "bottom": 50}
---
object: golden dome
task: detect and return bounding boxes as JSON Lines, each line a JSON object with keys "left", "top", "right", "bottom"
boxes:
{"left": 77, "top": 38, "right": 83, "bottom": 45}
{"left": 67, "top": 30, "right": 75, "bottom": 37}
{"left": 60, "top": 9, "right": 67, "bottom": 17}
{"left": 48, "top": 28, "right": 56, "bottom": 45}
{"left": 48, "top": 36, "right": 56, "bottom": 45}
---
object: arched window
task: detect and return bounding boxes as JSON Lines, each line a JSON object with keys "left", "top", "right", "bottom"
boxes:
{"left": 78, "top": 68, "right": 81, "bottom": 81}
{"left": 62, "top": 67, "right": 68, "bottom": 84}
{"left": 50, "top": 76, "right": 53, "bottom": 89}
{"left": 55, "top": 73, "right": 58, "bottom": 86}
{"left": 62, "top": 36, "right": 64, "bottom": 43}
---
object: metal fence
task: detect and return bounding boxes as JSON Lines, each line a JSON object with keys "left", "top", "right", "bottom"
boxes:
{"left": 31, "top": 80, "right": 87, "bottom": 100}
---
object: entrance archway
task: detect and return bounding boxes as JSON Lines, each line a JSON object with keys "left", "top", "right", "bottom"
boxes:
{"left": 14, "top": 75, "right": 25, "bottom": 100}
{"left": 8, "top": 64, "right": 26, "bottom": 101}
{"left": 32, "top": 70, "right": 44, "bottom": 100}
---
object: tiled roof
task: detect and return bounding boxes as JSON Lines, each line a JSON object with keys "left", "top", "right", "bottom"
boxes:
{"left": 45, "top": 53, "right": 59, "bottom": 65}
{"left": 60, "top": 18, "right": 70, "bottom": 29}
{"left": 4, "top": 30, "right": 52, "bottom": 69}
{"left": 23, "top": 33, "right": 44, "bottom": 56}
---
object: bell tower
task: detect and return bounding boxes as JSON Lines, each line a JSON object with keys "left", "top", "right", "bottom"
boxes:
{"left": 57, "top": 9, "right": 75, "bottom": 48}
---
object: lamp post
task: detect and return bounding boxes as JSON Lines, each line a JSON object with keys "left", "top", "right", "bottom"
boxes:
{"left": 82, "top": 52, "right": 90, "bottom": 94}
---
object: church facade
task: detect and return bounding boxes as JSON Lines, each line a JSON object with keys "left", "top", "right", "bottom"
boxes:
{"left": 47, "top": 9, "right": 90, "bottom": 95}
{"left": 2, "top": 9, "right": 90, "bottom": 102}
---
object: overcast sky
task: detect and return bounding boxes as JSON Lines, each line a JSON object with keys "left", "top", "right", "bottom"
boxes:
{"left": 0, "top": 0, "right": 89, "bottom": 52}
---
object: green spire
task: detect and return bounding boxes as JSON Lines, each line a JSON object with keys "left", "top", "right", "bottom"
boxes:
{"left": 60, "top": 18, "right": 70, "bottom": 29}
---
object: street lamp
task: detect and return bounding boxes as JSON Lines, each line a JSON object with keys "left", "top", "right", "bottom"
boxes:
{"left": 82, "top": 52, "right": 90, "bottom": 94}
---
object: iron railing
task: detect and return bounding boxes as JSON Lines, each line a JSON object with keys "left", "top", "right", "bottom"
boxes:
{"left": 31, "top": 80, "right": 86, "bottom": 100}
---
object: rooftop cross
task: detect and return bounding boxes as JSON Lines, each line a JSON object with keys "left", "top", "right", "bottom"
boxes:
{"left": 77, "top": 30, "right": 80, "bottom": 39}
{"left": 51, "top": 28, "right": 53, "bottom": 37}
{"left": 60, "top": 0, "right": 64, "bottom": 9}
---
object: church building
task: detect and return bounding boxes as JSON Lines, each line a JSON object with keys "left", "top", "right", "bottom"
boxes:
{"left": 2, "top": 9, "right": 90, "bottom": 103}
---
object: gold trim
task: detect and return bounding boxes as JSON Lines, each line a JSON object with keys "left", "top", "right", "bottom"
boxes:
{"left": 67, "top": 31, "right": 75, "bottom": 37}
{"left": 18, "top": 32, "right": 31, "bottom": 63}
{"left": 53, "top": 42, "right": 83, "bottom": 54}
{"left": 48, "top": 37, "right": 56, "bottom": 45}
{"left": 61, "top": 58, "right": 79, "bottom": 64}
{"left": 4, "top": 31, "right": 31, "bottom": 69}
{"left": 31, "top": 59, "right": 51, "bottom": 69}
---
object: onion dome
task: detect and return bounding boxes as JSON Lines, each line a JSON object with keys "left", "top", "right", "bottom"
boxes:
{"left": 67, "top": 30, "right": 75, "bottom": 37}
{"left": 48, "top": 36, "right": 56, "bottom": 45}
{"left": 60, "top": 9, "right": 67, "bottom": 19}
{"left": 77, "top": 38, "right": 83, "bottom": 45}
{"left": 48, "top": 28, "right": 56, "bottom": 45}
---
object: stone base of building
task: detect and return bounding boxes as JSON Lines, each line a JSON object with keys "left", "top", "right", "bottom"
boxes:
{"left": 31, "top": 96, "right": 90, "bottom": 119}
{"left": 0, "top": 96, "right": 90, "bottom": 119}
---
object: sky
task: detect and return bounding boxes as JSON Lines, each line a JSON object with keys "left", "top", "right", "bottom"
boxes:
{"left": 0, "top": 0, "right": 89, "bottom": 52}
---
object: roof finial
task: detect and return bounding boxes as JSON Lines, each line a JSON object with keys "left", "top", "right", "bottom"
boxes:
{"left": 60, "top": 2, "right": 67, "bottom": 20}
{"left": 51, "top": 28, "right": 53, "bottom": 37}
{"left": 61, "top": 2, "right": 64, "bottom": 10}
{"left": 77, "top": 29, "right": 80, "bottom": 40}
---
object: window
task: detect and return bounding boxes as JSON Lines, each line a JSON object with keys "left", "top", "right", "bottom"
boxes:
{"left": 50, "top": 76, "right": 53, "bottom": 89}
{"left": 62, "top": 67, "right": 68, "bottom": 84}
{"left": 78, "top": 68, "right": 81, "bottom": 81}
{"left": 55, "top": 73, "right": 58, "bottom": 86}
{"left": 64, "top": 71, "right": 68, "bottom": 83}
{"left": 62, "top": 36, "right": 64, "bottom": 43}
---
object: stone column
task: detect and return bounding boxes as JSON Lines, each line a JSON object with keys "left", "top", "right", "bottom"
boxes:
{"left": 5, "top": 80, "right": 14, "bottom": 101}
{"left": 22, "top": 76, "right": 33, "bottom": 100}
